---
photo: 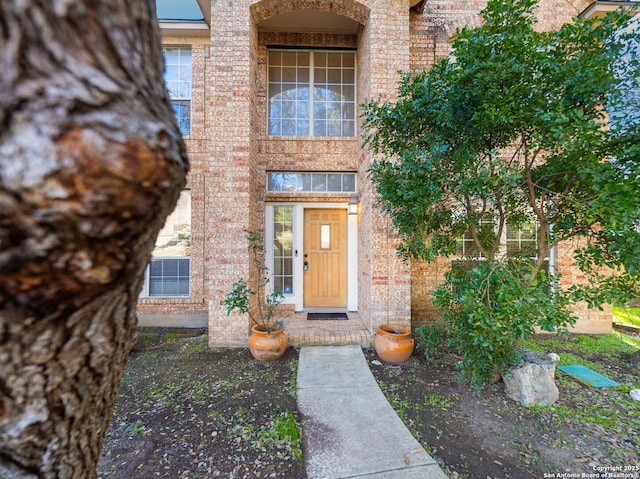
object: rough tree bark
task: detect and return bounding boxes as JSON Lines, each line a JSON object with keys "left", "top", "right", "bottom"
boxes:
{"left": 0, "top": 1, "right": 188, "bottom": 477}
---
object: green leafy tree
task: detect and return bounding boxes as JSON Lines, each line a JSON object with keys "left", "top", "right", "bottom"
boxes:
{"left": 362, "top": 0, "right": 640, "bottom": 385}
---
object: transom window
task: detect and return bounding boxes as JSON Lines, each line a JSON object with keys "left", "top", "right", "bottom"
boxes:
{"left": 268, "top": 172, "right": 356, "bottom": 193}
{"left": 268, "top": 49, "right": 356, "bottom": 137}
{"left": 163, "top": 46, "right": 192, "bottom": 136}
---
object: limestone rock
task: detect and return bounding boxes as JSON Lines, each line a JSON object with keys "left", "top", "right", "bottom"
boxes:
{"left": 504, "top": 349, "right": 559, "bottom": 407}
{"left": 630, "top": 350, "right": 640, "bottom": 370}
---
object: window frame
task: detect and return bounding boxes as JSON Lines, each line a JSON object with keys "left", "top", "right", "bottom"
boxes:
{"left": 267, "top": 171, "right": 357, "bottom": 193}
{"left": 145, "top": 257, "right": 191, "bottom": 298}
{"left": 455, "top": 215, "right": 548, "bottom": 261}
{"left": 163, "top": 45, "right": 192, "bottom": 136}
{"left": 271, "top": 205, "right": 296, "bottom": 297}
{"left": 267, "top": 48, "right": 357, "bottom": 138}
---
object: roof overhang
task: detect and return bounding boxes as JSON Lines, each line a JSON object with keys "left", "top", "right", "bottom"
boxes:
{"left": 158, "top": 20, "right": 210, "bottom": 39}
{"left": 579, "top": 1, "right": 640, "bottom": 19}
{"left": 156, "top": 0, "right": 211, "bottom": 39}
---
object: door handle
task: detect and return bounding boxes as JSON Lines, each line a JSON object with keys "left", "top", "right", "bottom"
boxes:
{"left": 303, "top": 261, "right": 309, "bottom": 271}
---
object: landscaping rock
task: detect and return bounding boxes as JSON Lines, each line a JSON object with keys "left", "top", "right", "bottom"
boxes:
{"left": 630, "top": 350, "right": 640, "bottom": 370}
{"left": 504, "top": 349, "right": 559, "bottom": 407}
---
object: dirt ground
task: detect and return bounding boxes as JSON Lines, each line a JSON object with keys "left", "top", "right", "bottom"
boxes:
{"left": 367, "top": 343, "right": 639, "bottom": 479}
{"left": 98, "top": 334, "right": 305, "bottom": 479}
{"left": 99, "top": 330, "right": 640, "bottom": 479}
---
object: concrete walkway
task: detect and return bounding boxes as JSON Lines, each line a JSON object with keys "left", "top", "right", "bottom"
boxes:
{"left": 297, "top": 345, "right": 448, "bottom": 479}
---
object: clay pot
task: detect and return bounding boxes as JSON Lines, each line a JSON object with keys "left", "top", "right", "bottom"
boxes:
{"left": 374, "top": 324, "right": 414, "bottom": 364}
{"left": 248, "top": 324, "right": 288, "bottom": 361}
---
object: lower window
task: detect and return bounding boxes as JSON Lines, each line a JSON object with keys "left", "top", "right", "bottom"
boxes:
{"left": 148, "top": 258, "right": 190, "bottom": 297}
{"left": 142, "top": 189, "right": 191, "bottom": 298}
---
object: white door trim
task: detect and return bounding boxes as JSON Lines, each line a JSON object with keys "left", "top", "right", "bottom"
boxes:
{"left": 265, "top": 202, "right": 358, "bottom": 312}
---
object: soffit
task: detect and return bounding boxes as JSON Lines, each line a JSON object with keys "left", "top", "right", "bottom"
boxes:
{"left": 257, "top": 10, "right": 360, "bottom": 34}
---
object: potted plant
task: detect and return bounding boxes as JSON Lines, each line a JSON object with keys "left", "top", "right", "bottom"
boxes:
{"left": 373, "top": 323, "right": 415, "bottom": 364}
{"left": 224, "top": 232, "right": 288, "bottom": 360}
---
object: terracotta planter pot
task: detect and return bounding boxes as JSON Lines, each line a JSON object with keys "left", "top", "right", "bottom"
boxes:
{"left": 248, "top": 324, "right": 288, "bottom": 361}
{"left": 374, "top": 324, "right": 415, "bottom": 364}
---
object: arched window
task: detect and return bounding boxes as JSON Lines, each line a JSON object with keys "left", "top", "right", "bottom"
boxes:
{"left": 268, "top": 49, "right": 356, "bottom": 137}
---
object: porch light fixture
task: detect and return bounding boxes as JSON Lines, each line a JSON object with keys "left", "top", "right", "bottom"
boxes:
{"left": 348, "top": 194, "right": 360, "bottom": 215}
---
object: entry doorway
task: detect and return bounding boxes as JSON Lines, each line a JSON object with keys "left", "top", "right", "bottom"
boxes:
{"left": 265, "top": 203, "right": 358, "bottom": 312}
{"left": 303, "top": 209, "right": 348, "bottom": 308}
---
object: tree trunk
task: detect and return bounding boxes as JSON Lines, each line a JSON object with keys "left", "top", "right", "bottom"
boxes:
{"left": 0, "top": 1, "right": 188, "bottom": 477}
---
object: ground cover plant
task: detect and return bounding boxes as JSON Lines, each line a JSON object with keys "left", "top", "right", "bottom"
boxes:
{"left": 362, "top": 0, "right": 640, "bottom": 386}
{"left": 614, "top": 304, "right": 640, "bottom": 329}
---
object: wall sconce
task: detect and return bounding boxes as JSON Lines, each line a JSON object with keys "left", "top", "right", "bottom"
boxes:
{"left": 348, "top": 194, "right": 360, "bottom": 215}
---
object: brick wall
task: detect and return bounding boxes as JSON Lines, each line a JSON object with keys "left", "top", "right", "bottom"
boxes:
{"left": 142, "top": 0, "right": 614, "bottom": 340}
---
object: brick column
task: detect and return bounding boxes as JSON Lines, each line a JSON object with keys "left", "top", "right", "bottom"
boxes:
{"left": 206, "top": 0, "right": 259, "bottom": 346}
{"left": 358, "top": 0, "right": 412, "bottom": 332}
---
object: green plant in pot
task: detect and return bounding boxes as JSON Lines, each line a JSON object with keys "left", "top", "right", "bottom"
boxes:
{"left": 224, "top": 232, "right": 288, "bottom": 360}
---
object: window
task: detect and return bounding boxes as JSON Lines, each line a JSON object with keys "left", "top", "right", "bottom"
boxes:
{"left": 163, "top": 46, "right": 192, "bottom": 136}
{"left": 267, "top": 172, "right": 356, "bottom": 193}
{"left": 273, "top": 206, "right": 294, "bottom": 295}
{"left": 610, "top": 16, "right": 640, "bottom": 133}
{"left": 457, "top": 216, "right": 495, "bottom": 259}
{"left": 453, "top": 217, "right": 549, "bottom": 293}
{"left": 506, "top": 222, "right": 540, "bottom": 258}
{"left": 456, "top": 216, "right": 544, "bottom": 260}
{"left": 149, "top": 258, "right": 190, "bottom": 296}
{"left": 145, "top": 190, "right": 191, "bottom": 297}
{"left": 268, "top": 49, "right": 356, "bottom": 137}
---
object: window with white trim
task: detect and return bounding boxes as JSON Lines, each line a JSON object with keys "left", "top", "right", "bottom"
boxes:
{"left": 456, "top": 216, "right": 544, "bottom": 260}
{"left": 506, "top": 221, "right": 540, "bottom": 258}
{"left": 163, "top": 46, "right": 192, "bottom": 136}
{"left": 267, "top": 172, "right": 356, "bottom": 193}
{"left": 268, "top": 49, "right": 356, "bottom": 137}
{"left": 148, "top": 258, "right": 190, "bottom": 296}
{"left": 273, "top": 206, "right": 294, "bottom": 295}
{"left": 457, "top": 215, "right": 495, "bottom": 259}
{"left": 144, "top": 190, "right": 191, "bottom": 297}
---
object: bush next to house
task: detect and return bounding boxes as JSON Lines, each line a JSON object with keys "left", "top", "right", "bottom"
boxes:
{"left": 362, "top": 0, "right": 640, "bottom": 386}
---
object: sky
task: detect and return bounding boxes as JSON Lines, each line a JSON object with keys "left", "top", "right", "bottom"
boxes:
{"left": 156, "top": 0, "right": 204, "bottom": 20}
